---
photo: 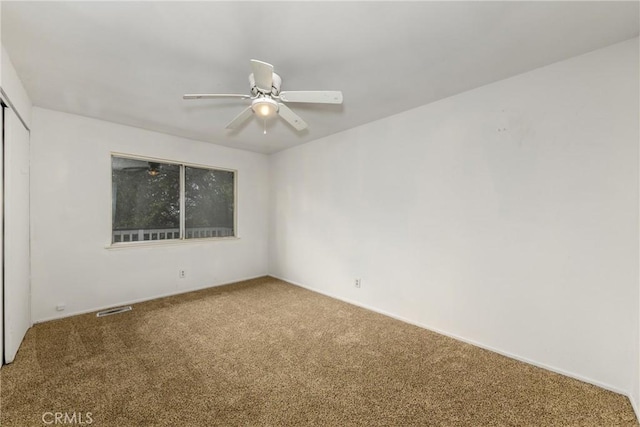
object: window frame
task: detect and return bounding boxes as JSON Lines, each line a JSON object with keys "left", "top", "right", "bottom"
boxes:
{"left": 109, "top": 152, "right": 238, "bottom": 248}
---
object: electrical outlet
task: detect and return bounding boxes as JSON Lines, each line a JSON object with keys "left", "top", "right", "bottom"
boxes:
{"left": 179, "top": 270, "right": 186, "bottom": 279}
{"left": 355, "top": 279, "right": 361, "bottom": 288}
{"left": 56, "top": 304, "right": 66, "bottom": 312}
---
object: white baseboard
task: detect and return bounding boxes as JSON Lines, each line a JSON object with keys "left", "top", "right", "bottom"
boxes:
{"left": 269, "top": 274, "right": 629, "bottom": 398}
{"left": 33, "top": 274, "right": 269, "bottom": 324}
{"left": 631, "top": 394, "right": 640, "bottom": 424}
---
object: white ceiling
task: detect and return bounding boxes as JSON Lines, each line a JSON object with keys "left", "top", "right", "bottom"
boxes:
{"left": 2, "top": 1, "right": 638, "bottom": 154}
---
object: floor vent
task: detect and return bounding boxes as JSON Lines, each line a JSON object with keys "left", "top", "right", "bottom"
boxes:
{"left": 96, "top": 306, "right": 132, "bottom": 317}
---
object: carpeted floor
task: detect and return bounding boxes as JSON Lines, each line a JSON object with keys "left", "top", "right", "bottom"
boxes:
{"left": 0, "top": 276, "right": 637, "bottom": 426}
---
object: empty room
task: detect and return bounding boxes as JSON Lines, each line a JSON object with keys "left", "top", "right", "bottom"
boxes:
{"left": 0, "top": 1, "right": 639, "bottom": 425}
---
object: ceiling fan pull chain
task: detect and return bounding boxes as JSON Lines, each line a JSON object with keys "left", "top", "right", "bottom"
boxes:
{"left": 264, "top": 119, "right": 267, "bottom": 135}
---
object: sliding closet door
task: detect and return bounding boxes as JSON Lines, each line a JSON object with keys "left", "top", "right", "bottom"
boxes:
{"left": 4, "top": 107, "right": 30, "bottom": 363}
{"left": 0, "top": 106, "right": 3, "bottom": 363}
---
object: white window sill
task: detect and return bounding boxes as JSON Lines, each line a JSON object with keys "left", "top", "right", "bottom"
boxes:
{"left": 105, "top": 236, "right": 240, "bottom": 250}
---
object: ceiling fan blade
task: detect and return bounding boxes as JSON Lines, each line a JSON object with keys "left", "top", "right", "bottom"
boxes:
{"left": 277, "top": 103, "right": 307, "bottom": 131}
{"left": 279, "top": 91, "right": 343, "bottom": 104}
{"left": 183, "top": 94, "right": 251, "bottom": 100}
{"left": 225, "top": 107, "right": 253, "bottom": 130}
{"left": 250, "top": 59, "right": 274, "bottom": 92}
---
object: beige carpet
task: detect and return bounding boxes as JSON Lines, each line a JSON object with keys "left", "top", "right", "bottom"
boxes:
{"left": 0, "top": 276, "right": 637, "bottom": 426}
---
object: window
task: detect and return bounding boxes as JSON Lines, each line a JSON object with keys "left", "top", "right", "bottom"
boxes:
{"left": 111, "top": 155, "right": 235, "bottom": 244}
{"left": 185, "top": 166, "right": 235, "bottom": 239}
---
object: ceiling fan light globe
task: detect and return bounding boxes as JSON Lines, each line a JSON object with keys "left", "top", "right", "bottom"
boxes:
{"left": 251, "top": 97, "right": 279, "bottom": 118}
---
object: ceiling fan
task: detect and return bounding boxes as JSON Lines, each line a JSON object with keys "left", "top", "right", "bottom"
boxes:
{"left": 183, "top": 59, "right": 343, "bottom": 133}
{"left": 121, "top": 162, "right": 162, "bottom": 176}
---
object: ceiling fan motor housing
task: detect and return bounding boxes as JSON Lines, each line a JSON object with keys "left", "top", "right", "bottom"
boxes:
{"left": 249, "top": 72, "right": 282, "bottom": 96}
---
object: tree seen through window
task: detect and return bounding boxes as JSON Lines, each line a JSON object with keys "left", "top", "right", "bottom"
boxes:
{"left": 111, "top": 156, "right": 235, "bottom": 243}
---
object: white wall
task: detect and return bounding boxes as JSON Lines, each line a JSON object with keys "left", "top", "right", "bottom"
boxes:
{"left": 30, "top": 108, "right": 269, "bottom": 322}
{"left": 1, "top": 46, "right": 32, "bottom": 128}
{"left": 1, "top": 0, "right": 3, "bottom": 366}
{"left": 1, "top": 4, "right": 3, "bottom": 84}
{"left": 635, "top": 135, "right": 640, "bottom": 417}
{"left": 269, "top": 38, "right": 639, "bottom": 396}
